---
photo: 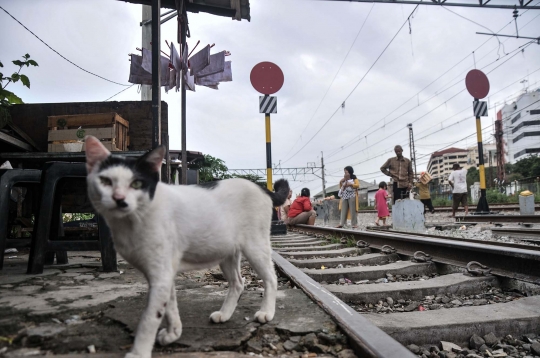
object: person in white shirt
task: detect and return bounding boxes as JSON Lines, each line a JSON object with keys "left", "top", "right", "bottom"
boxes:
{"left": 448, "top": 163, "right": 468, "bottom": 217}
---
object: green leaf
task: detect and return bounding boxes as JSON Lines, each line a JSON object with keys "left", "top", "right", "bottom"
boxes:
{"left": 20, "top": 74, "right": 30, "bottom": 88}
{"left": 27, "top": 59, "right": 38, "bottom": 67}
{"left": 23, "top": 54, "right": 30, "bottom": 59}
{"left": 0, "top": 62, "right": 3, "bottom": 67}
{"left": 0, "top": 89, "right": 23, "bottom": 104}
{"left": 12, "top": 60, "right": 24, "bottom": 67}
{"left": 11, "top": 73, "right": 20, "bottom": 83}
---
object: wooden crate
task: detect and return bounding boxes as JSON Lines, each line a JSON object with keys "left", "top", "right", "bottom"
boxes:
{"left": 47, "top": 113, "right": 129, "bottom": 152}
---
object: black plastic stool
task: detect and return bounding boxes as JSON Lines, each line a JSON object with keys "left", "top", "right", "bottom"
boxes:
{"left": 27, "top": 162, "right": 117, "bottom": 274}
{"left": 0, "top": 169, "right": 42, "bottom": 270}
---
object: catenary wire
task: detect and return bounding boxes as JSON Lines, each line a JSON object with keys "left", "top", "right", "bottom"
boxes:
{"left": 283, "top": 3, "right": 376, "bottom": 158}
{"left": 280, "top": 5, "right": 420, "bottom": 165}
{"left": 0, "top": 5, "right": 132, "bottom": 87}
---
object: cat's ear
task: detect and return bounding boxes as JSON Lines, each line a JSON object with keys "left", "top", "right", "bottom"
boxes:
{"left": 85, "top": 136, "right": 111, "bottom": 173}
{"left": 140, "top": 146, "right": 166, "bottom": 173}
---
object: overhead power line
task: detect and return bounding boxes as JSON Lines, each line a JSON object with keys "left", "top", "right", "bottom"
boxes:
{"left": 283, "top": 3, "right": 376, "bottom": 158}
{"left": 0, "top": 5, "right": 132, "bottom": 87}
{"left": 324, "top": 41, "right": 535, "bottom": 166}
{"left": 280, "top": 5, "right": 420, "bottom": 165}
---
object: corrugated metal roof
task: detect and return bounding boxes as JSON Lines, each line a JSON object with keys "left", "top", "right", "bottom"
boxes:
{"left": 118, "top": 0, "right": 250, "bottom": 21}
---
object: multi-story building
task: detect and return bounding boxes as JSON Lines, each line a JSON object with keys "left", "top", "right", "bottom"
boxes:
{"left": 499, "top": 88, "right": 540, "bottom": 164}
{"left": 467, "top": 143, "right": 496, "bottom": 168}
{"left": 427, "top": 147, "right": 469, "bottom": 182}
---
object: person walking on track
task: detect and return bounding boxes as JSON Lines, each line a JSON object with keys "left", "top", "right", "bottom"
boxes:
{"left": 380, "top": 145, "right": 414, "bottom": 204}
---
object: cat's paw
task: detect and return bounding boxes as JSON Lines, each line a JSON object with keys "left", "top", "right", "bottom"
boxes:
{"left": 156, "top": 327, "right": 182, "bottom": 346}
{"left": 209, "top": 311, "right": 231, "bottom": 323}
{"left": 254, "top": 310, "right": 274, "bottom": 323}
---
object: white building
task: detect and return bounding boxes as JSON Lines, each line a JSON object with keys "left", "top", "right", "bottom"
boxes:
{"left": 500, "top": 88, "right": 540, "bottom": 164}
{"left": 427, "top": 147, "right": 469, "bottom": 182}
{"left": 467, "top": 143, "right": 496, "bottom": 168}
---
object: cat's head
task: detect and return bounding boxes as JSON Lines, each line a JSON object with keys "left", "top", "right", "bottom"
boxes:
{"left": 85, "top": 136, "right": 165, "bottom": 218}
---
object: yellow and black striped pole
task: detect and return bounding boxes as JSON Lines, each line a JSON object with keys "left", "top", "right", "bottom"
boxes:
{"left": 265, "top": 113, "right": 272, "bottom": 191}
{"left": 475, "top": 99, "right": 490, "bottom": 213}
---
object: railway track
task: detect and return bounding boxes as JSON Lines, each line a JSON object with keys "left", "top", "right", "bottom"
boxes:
{"left": 357, "top": 204, "right": 540, "bottom": 214}
{"left": 270, "top": 226, "right": 540, "bottom": 357}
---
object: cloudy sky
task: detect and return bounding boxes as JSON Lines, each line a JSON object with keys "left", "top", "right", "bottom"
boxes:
{"left": 2, "top": 0, "right": 539, "bottom": 195}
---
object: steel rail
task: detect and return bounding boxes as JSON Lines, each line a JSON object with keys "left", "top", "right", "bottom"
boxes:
{"left": 295, "top": 225, "right": 540, "bottom": 284}
{"left": 491, "top": 227, "right": 540, "bottom": 241}
{"left": 356, "top": 204, "right": 539, "bottom": 214}
{"left": 365, "top": 226, "right": 540, "bottom": 251}
{"left": 455, "top": 215, "right": 540, "bottom": 223}
{"left": 272, "top": 251, "right": 416, "bottom": 358}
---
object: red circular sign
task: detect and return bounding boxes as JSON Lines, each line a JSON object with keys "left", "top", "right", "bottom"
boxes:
{"left": 250, "top": 62, "right": 284, "bottom": 95}
{"left": 465, "top": 69, "right": 490, "bottom": 99}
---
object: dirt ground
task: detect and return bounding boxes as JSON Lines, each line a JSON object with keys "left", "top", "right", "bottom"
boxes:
{"left": 0, "top": 249, "right": 356, "bottom": 358}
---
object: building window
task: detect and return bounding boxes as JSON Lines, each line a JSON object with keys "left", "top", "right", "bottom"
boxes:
{"left": 513, "top": 131, "right": 540, "bottom": 143}
{"left": 511, "top": 113, "right": 521, "bottom": 124}
{"left": 512, "top": 120, "right": 540, "bottom": 134}
{"left": 514, "top": 147, "right": 540, "bottom": 159}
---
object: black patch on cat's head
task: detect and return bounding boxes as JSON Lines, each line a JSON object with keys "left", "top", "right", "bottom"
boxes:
{"left": 97, "top": 154, "right": 160, "bottom": 200}
{"left": 197, "top": 181, "right": 219, "bottom": 190}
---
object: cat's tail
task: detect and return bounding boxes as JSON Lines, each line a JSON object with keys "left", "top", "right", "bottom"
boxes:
{"left": 266, "top": 179, "right": 290, "bottom": 207}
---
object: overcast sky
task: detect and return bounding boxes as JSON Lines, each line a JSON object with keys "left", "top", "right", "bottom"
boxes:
{"left": 2, "top": 0, "right": 539, "bottom": 195}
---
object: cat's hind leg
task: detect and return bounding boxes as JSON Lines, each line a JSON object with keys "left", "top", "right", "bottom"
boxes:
{"left": 210, "top": 251, "right": 244, "bottom": 323}
{"left": 157, "top": 284, "right": 182, "bottom": 346}
{"left": 242, "top": 242, "right": 277, "bottom": 323}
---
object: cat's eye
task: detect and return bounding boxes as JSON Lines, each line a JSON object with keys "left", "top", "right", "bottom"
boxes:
{"left": 131, "top": 180, "right": 143, "bottom": 189}
{"left": 100, "top": 176, "right": 112, "bottom": 186}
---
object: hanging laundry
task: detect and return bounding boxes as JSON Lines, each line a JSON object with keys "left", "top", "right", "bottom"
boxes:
{"left": 170, "top": 43, "right": 182, "bottom": 92}
{"left": 128, "top": 54, "right": 152, "bottom": 85}
{"left": 167, "top": 68, "right": 177, "bottom": 92}
{"left": 194, "top": 61, "right": 232, "bottom": 89}
{"left": 140, "top": 48, "right": 170, "bottom": 84}
{"left": 195, "top": 51, "right": 225, "bottom": 78}
{"left": 181, "top": 42, "right": 189, "bottom": 92}
{"left": 185, "top": 71, "right": 195, "bottom": 92}
{"left": 189, "top": 44, "right": 210, "bottom": 76}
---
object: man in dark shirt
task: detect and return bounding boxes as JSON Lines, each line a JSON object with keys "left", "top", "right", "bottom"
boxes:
{"left": 380, "top": 145, "right": 414, "bottom": 204}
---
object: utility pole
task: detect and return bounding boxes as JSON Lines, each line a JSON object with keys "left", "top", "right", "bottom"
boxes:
{"left": 321, "top": 152, "right": 326, "bottom": 198}
{"left": 141, "top": 5, "right": 152, "bottom": 101}
{"left": 407, "top": 123, "right": 417, "bottom": 178}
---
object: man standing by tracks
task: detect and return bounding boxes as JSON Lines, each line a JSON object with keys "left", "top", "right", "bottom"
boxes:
{"left": 380, "top": 145, "right": 414, "bottom": 204}
{"left": 448, "top": 163, "right": 469, "bottom": 217}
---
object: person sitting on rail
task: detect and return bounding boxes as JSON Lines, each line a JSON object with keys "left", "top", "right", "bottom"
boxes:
{"left": 374, "top": 181, "right": 390, "bottom": 226}
{"left": 336, "top": 166, "right": 360, "bottom": 229}
{"left": 380, "top": 145, "right": 414, "bottom": 204}
{"left": 288, "top": 188, "right": 316, "bottom": 226}
{"left": 415, "top": 172, "right": 435, "bottom": 215}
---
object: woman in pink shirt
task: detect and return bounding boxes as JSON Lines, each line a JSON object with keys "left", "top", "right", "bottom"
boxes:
{"left": 374, "top": 181, "right": 390, "bottom": 226}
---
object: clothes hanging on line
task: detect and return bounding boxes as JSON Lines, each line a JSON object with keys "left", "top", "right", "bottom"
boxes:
{"left": 189, "top": 45, "right": 210, "bottom": 76}
{"left": 195, "top": 51, "right": 225, "bottom": 78}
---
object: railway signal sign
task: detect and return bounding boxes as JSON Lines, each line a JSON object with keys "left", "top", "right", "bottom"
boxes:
{"left": 473, "top": 100, "right": 488, "bottom": 117}
{"left": 466, "top": 69, "right": 490, "bottom": 99}
{"left": 250, "top": 62, "right": 284, "bottom": 95}
{"left": 259, "top": 95, "right": 277, "bottom": 114}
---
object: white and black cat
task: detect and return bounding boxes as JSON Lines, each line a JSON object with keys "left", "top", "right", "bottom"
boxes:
{"left": 84, "top": 136, "right": 290, "bottom": 358}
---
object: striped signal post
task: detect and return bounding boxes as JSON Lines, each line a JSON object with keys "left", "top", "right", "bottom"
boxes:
{"left": 466, "top": 70, "right": 490, "bottom": 214}
{"left": 260, "top": 95, "right": 278, "bottom": 190}
{"left": 474, "top": 99, "right": 489, "bottom": 212}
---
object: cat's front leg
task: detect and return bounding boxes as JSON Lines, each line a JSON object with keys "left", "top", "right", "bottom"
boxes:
{"left": 157, "top": 284, "right": 182, "bottom": 346}
{"left": 128, "top": 278, "right": 174, "bottom": 358}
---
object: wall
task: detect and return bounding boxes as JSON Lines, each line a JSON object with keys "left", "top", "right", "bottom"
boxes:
{"left": 7, "top": 101, "right": 168, "bottom": 152}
